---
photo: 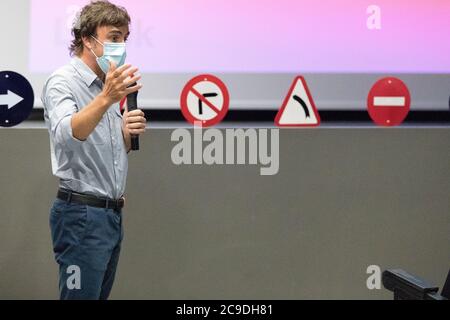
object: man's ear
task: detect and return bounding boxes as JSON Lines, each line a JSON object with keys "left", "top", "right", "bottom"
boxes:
{"left": 82, "top": 36, "right": 92, "bottom": 50}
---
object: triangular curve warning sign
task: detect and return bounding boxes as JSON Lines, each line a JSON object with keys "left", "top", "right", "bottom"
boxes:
{"left": 275, "top": 76, "right": 321, "bottom": 127}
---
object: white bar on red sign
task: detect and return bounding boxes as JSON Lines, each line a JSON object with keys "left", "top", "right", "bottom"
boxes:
{"left": 373, "top": 96, "right": 406, "bottom": 107}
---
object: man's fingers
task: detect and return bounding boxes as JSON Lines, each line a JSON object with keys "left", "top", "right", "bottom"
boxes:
{"left": 125, "top": 83, "right": 143, "bottom": 95}
{"left": 126, "top": 122, "right": 147, "bottom": 130}
{"left": 116, "top": 63, "right": 132, "bottom": 74}
{"left": 127, "top": 109, "right": 145, "bottom": 117}
{"left": 113, "top": 63, "right": 132, "bottom": 78}
{"left": 119, "top": 67, "right": 139, "bottom": 82}
{"left": 128, "top": 128, "right": 146, "bottom": 135}
{"left": 109, "top": 61, "right": 117, "bottom": 74}
{"left": 126, "top": 116, "right": 146, "bottom": 124}
{"left": 124, "top": 74, "right": 142, "bottom": 88}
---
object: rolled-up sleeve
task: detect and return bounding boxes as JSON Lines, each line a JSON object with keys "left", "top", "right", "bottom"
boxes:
{"left": 42, "top": 75, "right": 85, "bottom": 151}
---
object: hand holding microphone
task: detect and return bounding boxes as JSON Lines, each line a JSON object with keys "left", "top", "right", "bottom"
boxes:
{"left": 101, "top": 62, "right": 146, "bottom": 152}
{"left": 126, "top": 83, "right": 144, "bottom": 151}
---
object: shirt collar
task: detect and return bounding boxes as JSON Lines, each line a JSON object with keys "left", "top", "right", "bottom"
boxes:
{"left": 70, "top": 57, "right": 100, "bottom": 87}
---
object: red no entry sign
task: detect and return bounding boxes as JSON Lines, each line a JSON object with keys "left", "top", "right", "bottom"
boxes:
{"left": 367, "top": 77, "right": 411, "bottom": 126}
{"left": 180, "top": 74, "right": 230, "bottom": 127}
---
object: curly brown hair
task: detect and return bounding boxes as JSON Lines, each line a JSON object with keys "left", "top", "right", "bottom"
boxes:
{"left": 70, "top": 0, "right": 131, "bottom": 56}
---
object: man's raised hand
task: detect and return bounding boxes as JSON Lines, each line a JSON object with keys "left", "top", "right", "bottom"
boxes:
{"left": 101, "top": 61, "right": 142, "bottom": 106}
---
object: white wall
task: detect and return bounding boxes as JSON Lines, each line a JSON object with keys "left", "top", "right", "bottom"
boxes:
{"left": 2, "top": 0, "right": 450, "bottom": 111}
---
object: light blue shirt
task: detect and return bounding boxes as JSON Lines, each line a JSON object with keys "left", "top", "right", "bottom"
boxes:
{"left": 41, "top": 57, "right": 128, "bottom": 199}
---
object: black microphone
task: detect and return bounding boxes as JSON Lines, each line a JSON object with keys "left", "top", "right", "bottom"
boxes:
{"left": 126, "top": 83, "right": 140, "bottom": 151}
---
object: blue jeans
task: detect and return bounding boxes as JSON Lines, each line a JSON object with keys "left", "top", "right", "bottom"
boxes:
{"left": 49, "top": 198, "right": 124, "bottom": 300}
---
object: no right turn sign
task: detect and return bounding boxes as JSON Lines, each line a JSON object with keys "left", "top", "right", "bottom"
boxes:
{"left": 180, "top": 74, "right": 230, "bottom": 127}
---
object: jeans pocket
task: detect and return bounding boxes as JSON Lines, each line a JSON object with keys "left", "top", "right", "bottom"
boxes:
{"left": 50, "top": 202, "right": 89, "bottom": 260}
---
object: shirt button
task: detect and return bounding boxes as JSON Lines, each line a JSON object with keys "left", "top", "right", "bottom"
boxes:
{"left": 114, "top": 161, "right": 118, "bottom": 166}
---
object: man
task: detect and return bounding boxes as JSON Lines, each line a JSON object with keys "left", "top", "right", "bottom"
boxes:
{"left": 41, "top": 0, "right": 146, "bottom": 300}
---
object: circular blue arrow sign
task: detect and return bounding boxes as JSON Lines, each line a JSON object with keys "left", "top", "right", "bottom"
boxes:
{"left": 0, "top": 71, "right": 34, "bottom": 127}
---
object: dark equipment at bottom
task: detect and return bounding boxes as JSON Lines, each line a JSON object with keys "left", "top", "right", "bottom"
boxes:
{"left": 382, "top": 268, "right": 449, "bottom": 300}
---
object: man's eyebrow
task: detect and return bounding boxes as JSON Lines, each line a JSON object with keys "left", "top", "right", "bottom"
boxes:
{"left": 108, "top": 30, "right": 123, "bottom": 36}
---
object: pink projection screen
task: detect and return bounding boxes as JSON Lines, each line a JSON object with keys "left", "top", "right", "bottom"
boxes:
{"left": 30, "top": 0, "right": 450, "bottom": 73}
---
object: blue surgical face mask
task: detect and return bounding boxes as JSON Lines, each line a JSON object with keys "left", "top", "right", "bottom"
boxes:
{"left": 90, "top": 36, "right": 127, "bottom": 74}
